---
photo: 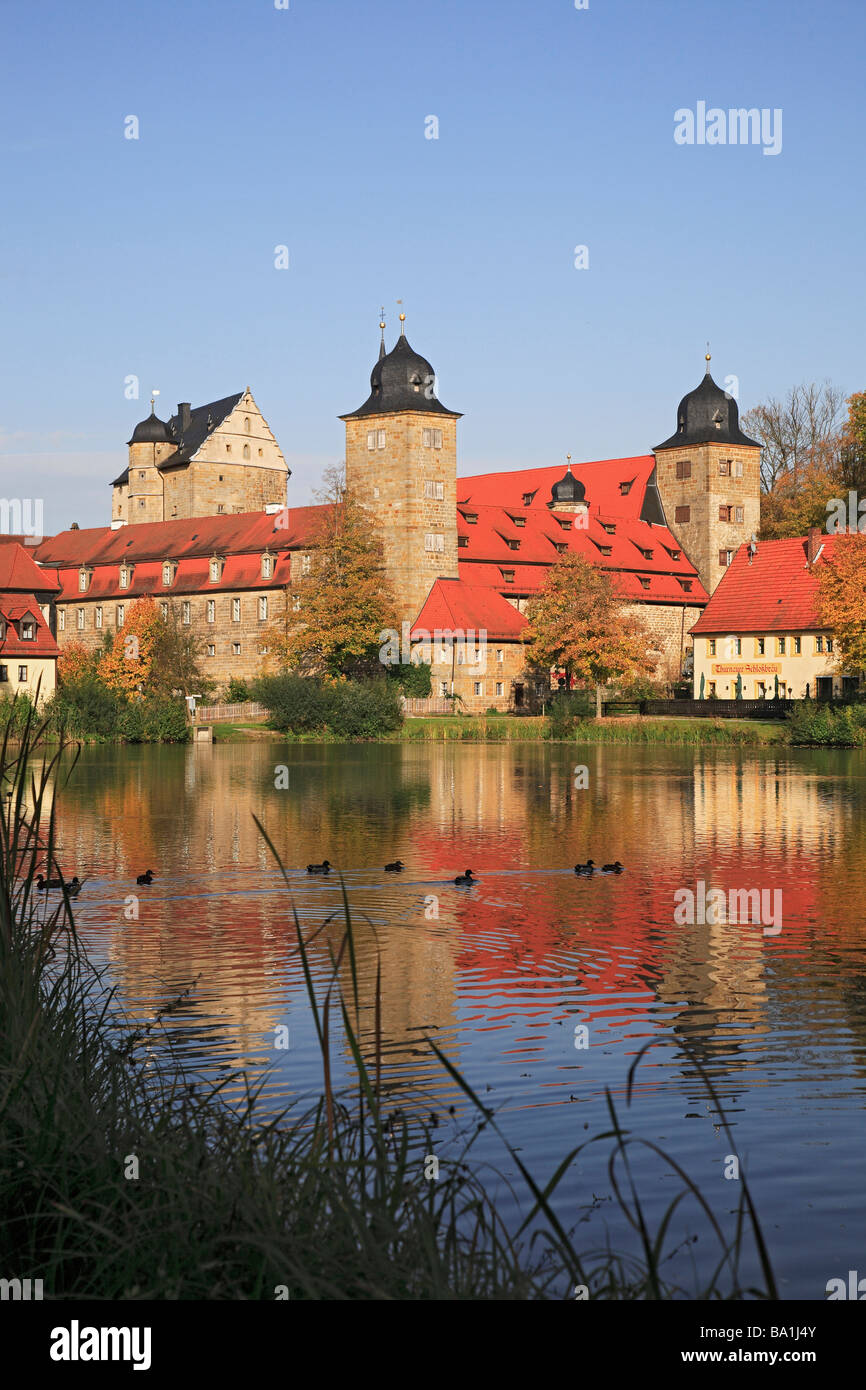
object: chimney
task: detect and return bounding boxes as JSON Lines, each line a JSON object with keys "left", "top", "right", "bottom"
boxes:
{"left": 807, "top": 525, "right": 821, "bottom": 564}
{"left": 177, "top": 403, "right": 191, "bottom": 432}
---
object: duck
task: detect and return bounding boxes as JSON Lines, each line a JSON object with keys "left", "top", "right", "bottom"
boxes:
{"left": 36, "top": 874, "right": 63, "bottom": 890}
{"left": 601, "top": 861, "right": 624, "bottom": 874}
{"left": 454, "top": 868, "right": 475, "bottom": 886}
{"left": 307, "top": 860, "right": 331, "bottom": 875}
{"left": 574, "top": 859, "right": 595, "bottom": 876}
{"left": 66, "top": 877, "right": 82, "bottom": 894}
{"left": 385, "top": 859, "right": 405, "bottom": 872}
{"left": 136, "top": 870, "right": 154, "bottom": 885}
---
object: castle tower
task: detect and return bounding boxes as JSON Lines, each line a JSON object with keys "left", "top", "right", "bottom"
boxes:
{"left": 654, "top": 356, "right": 761, "bottom": 595}
{"left": 115, "top": 405, "right": 176, "bottom": 524}
{"left": 340, "top": 316, "right": 462, "bottom": 624}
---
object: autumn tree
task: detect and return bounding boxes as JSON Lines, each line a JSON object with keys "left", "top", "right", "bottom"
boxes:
{"left": 267, "top": 469, "right": 399, "bottom": 677}
{"left": 149, "top": 601, "right": 212, "bottom": 697}
{"left": 97, "top": 596, "right": 162, "bottom": 698}
{"left": 57, "top": 640, "right": 101, "bottom": 684}
{"left": 816, "top": 532, "right": 866, "bottom": 675}
{"left": 524, "top": 553, "right": 656, "bottom": 717}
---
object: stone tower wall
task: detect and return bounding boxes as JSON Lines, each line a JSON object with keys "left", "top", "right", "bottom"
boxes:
{"left": 654, "top": 441, "right": 761, "bottom": 596}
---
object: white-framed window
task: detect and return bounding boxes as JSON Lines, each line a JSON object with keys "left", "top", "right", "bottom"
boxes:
{"left": 232, "top": 598, "right": 241, "bottom": 622}
{"left": 232, "top": 642, "right": 241, "bottom": 655}
{"left": 367, "top": 429, "right": 386, "bottom": 451}
{"left": 163, "top": 563, "right": 172, "bottom": 585}
{"left": 735, "top": 506, "right": 744, "bottom": 523}
{"left": 116, "top": 605, "right": 124, "bottom": 627}
{"left": 423, "top": 480, "right": 444, "bottom": 500}
{"left": 262, "top": 554, "right": 273, "bottom": 578}
{"left": 95, "top": 607, "right": 102, "bottom": 629}
{"left": 207, "top": 644, "right": 215, "bottom": 657}
{"left": 733, "top": 459, "right": 743, "bottom": 478}
{"left": 78, "top": 570, "right": 88, "bottom": 592}
{"left": 424, "top": 533, "right": 445, "bottom": 553}
{"left": 18, "top": 665, "right": 27, "bottom": 682}
{"left": 259, "top": 644, "right": 269, "bottom": 655}
{"left": 474, "top": 682, "right": 482, "bottom": 696}
{"left": 495, "top": 682, "right": 503, "bottom": 696}
{"left": 439, "top": 681, "right": 448, "bottom": 696}
{"left": 21, "top": 619, "right": 35, "bottom": 640}
{"left": 207, "top": 600, "right": 215, "bottom": 623}
{"left": 422, "top": 428, "right": 443, "bottom": 449}
{"left": 292, "top": 594, "right": 301, "bottom": 612}
{"left": 160, "top": 602, "right": 168, "bottom": 621}
{"left": 59, "top": 609, "right": 66, "bottom": 631}
{"left": 210, "top": 559, "right": 220, "bottom": 581}
{"left": 258, "top": 596, "right": 268, "bottom": 621}
{"left": 496, "top": 648, "right": 504, "bottom": 663}
{"left": 119, "top": 568, "right": 129, "bottom": 588}
{"left": 301, "top": 553, "right": 312, "bottom": 575}
{"left": 182, "top": 601, "right": 191, "bottom": 625}
{"left": 77, "top": 609, "right": 85, "bottom": 630}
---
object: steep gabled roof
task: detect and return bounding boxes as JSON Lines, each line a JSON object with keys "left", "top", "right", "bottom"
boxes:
{"left": 410, "top": 580, "right": 528, "bottom": 642}
{"left": 690, "top": 535, "right": 842, "bottom": 635}
{"left": 0, "top": 540, "right": 61, "bottom": 593}
{"left": 0, "top": 594, "right": 60, "bottom": 657}
{"left": 161, "top": 393, "right": 245, "bottom": 468}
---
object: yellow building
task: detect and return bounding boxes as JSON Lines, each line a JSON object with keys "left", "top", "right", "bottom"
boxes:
{"left": 690, "top": 529, "right": 856, "bottom": 700}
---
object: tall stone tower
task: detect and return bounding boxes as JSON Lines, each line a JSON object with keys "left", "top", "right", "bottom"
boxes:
{"left": 121, "top": 405, "right": 177, "bottom": 524}
{"left": 340, "top": 316, "right": 462, "bottom": 624}
{"left": 654, "top": 356, "right": 761, "bottom": 596}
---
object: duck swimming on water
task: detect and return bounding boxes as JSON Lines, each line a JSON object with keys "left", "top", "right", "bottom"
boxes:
{"left": 454, "top": 868, "right": 475, "bottom": 886}
{"left": 36, "top": 874, "right": 63, "bottom": 890}
{"left": 574, "top": 860, "right": 595, "bottom": 876}
{"left": 385, "top": 860, "right": 405, "bottom": 872}
{"left": 601, "top": 861, "right": 624, "bottom": 874}
{"left": 136, "top": 870, "right": 154, "bottom": 885}
{"left": 307, "top": 860, "right": 331, "bottom": 875}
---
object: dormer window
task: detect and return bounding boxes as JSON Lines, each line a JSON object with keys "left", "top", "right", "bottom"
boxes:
{"left": 463, "top": 512, "right": 478, "bottom": 525}
{"left": 598, "top": 545, "right": 612, "bottom": 556}
{"left": 638, "top": 577, "right": 651, "bottom": 589}
{"left": 639, "top": 548, "right": 653, "bottom": 560}
{"left": 678, "top": 579, "right": 693, "bottom": 592}
{"left": 458, "top": 535, "right": 469, "bottom": 548}
{"left": 261, "top": 553, "right": 274, "bottom": 579}
{"left": 601, "top": 523, "right": 616, "bottom": 535}
{"left": 554, "top": 543, "right": 568, "bottom": 554}
{"left": 78, "top": 569, "right": 89, "bottom": 592}
{"left": 21, "top": 619, "right": 35, "bottom": 641}
{"left": 501, "top": 569, "right": 515, "bottom": 583}
{"left": 209, "top": 556, "right": 224, "bottom": 582}
{"left": 620, "top": 480, "right": 633, "bottom": 495}
{"left": 522, "top": 492, "right": 536, "bottom": 507}
{"left": 162, "top": 561, "right": 177, "bottom": 586}
{"left": 505, "top": 538, "right": 520, "bottom": 550}
{"left": 668, "top": 548, "right": 681, "bottom": 561}
{"left": 557, "top": 518, "right": 572, "bottom": 532}
{"left": 510, "top": 515, "right": 526, "bottom": 527}
{"left": 119, "top": 566, "right": 131, "bottom": 589}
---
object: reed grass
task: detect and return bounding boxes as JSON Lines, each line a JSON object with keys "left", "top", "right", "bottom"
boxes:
{"left": 0, "top": 700, "right": 777, "bottom": 1299}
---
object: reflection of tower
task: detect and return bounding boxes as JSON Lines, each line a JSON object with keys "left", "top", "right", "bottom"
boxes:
{"left": 340, "top": 315, "right": 462, "bottom": 625}
{"left": 654, "top": 355, "right": 761, "bottom": 596}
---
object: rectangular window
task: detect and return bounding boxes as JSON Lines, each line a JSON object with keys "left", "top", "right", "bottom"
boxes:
{"left": 708, "top": 682, "right": 717, "bottom": 697}
{"left": 95, "top": 607, "right": 102, "bottom": 629}
{"left": 262, "top": 555, "right": 272, "bottom": 578}
{"left": 423, "top": 480, "right": 444, "bottom": 499}
{"left": 708, "top": 639, "right": 716, "bottom": 655}
{"left": 735, "top": 506, "right": 744, "bottom": 523}
{"left": 497, "top": 648, "right": 504, "bottom": 663}
{"left": 258, "top": 596, "right": 268, "bottom": 621}
{"left": 816, "top": 636, "right": 824, "bottom": 652}
{"left": 826, "top": 637, "right": 834, "bottom": 653}
{"left": 301, "top": 553, "right": 312, "bottom": 574}
{"left": 734, "top": 637, "right": 742, "bottom": 655}
{"left": 117, "top": 606, "right": 124, "bottom": 627}
{"left": 439, "top": 682, "right": 448, "bottom": 697}
{"left": 719, "top": 505, "right": 731, "bottom": 522}
{"left": 639, "top": 577, "right": 650, "bottom": 589}
{"left": 719, "top": 549, "right": 733, "bottom": 567}
{"left": 377, "top": 430, "right": 386, "bottom": 450}
{"left": 794, "top": 636, "right": 801, "bottom": 654}
{"left": 160, "top": 602, "right": 169, "bottom": 621}
{"left": 292, "top": 594, "right": 301, "bottom": 612}
{"left": 422, "top": 428, "right": 443, "bottom": 448}
{"left": 217, "top": 504, "right": 225, "bottom": 514}
{"left": 119, "top": 569, "right": 129, "bottom": 588}
{"left": 424, "top": 533, "right": 445, "bottom": 553}
{"left": 210, "top": 560, "right": 220, "bottom": 581}
{"left": 757, "top": 637, "right": 765, "bottom": 655}
{"left": 232, "top": 598, "right": 241, "bottom": 622}
{"left": 259, "top": 644, "right": 269, "bottom": 655}
{"left": 718, "top": 460, "right": 730, "bottom": 476}
{"left": 18, "top": 666, "right": 27, "bottom": 682}
{"left": 367, "top": 431, "right": 376, "bottom": 450}
{"left": 59, "top": 609, "right": 66, "bottom": 631}
{"left": 21, "top": 620, "right": 34, "bottom": 640}
{"left": 458, "top": 536, "right": 468, "bottom": 548}
{"left": 182, "top": 601, "right": 191, "bottom": 625}
{"left": 78, "top": 571, "right": 87, "bottom": 591}
{"left": 0, "top": 665, "right": 7, "bottom": 682}
{"left": 778, "top": 637, "right": 786, "bottom": 655}
{"left": 495, "top": 682, "right": 503, "bottom": 696}
{"left": 232, "top": 642, "right": 241, "bottom": 655}
{"left": 501, "top": 569, "right": 515, "bottom": 582}
{"left": 733, "top": 460, "right": 743, "bottom": 478}
{"left": 207, "top": 644, "right": 215, "bottom": 657}
{"left": 139, "top": 500, "right": 145, "bottom": 508}
{"left": 675, "top": 460, "right": 692, "bottom": 480}
{"left": 675, "top": 505, "right": 690, "bottom": 523}
{"left": 77, "top": 608, "right": 85, "bottom": 630}
{"left": 207, "top": 600, "right": 215, "bottom": 623}
{"left": 474, "top": 682, "right": 482, "bottom": 696}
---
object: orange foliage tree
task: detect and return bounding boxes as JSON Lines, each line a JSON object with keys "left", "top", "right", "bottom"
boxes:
{"left": 816, "top": 532, "right": 866, "bottom": 676}
{"left": 97, "top": 596, "right": 162, "bottom": 699}
{"left": 57, "top": 640, "right": 101, "bottom": 684}
{"left": 524, "top": 553, "right": 656, "bottom": 716}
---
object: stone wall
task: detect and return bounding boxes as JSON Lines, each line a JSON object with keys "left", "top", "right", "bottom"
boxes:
{"left": 655, "top": 441, "right": 761, "bottom": 597}
{"left": 621, "top": 601, "right": 704, "bottom": 682}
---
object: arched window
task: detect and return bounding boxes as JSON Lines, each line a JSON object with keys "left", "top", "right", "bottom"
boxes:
{"left": 243, "top": 444, "right": 251, "bottom": 460}
{"left": 244, "top": 417, "right": 251, "bottom": 434}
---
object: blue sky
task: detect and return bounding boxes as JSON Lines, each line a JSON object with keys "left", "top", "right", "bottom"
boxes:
{"left": 1, "top": 0, "right": 864, "bottom": 531}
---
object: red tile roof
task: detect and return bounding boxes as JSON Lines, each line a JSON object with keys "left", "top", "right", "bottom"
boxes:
{"left": 0, "top": 596, "right": 60, "bottom": 658}
{"left": 0, "top": 540, "right": 61, "bottom": 593}
{"left": 690, "top": 535, "right": 842, "bottom": 635}
{"left": 410, "top": 580, "right": 528, "bottom": 641}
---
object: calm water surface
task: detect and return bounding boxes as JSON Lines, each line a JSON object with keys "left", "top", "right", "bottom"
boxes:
{"left": 49, "top": 740, "right": 866, "bottom": 1298}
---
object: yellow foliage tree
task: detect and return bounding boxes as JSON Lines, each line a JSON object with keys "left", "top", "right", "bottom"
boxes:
{"left": 97, "top": 596, "right": 162, "bottom": 699}
{"left": 524, "top": 553, "right": 656, "bottom": 716}
{"left": 816, "top": 532, "right": 866, "bottom": 676}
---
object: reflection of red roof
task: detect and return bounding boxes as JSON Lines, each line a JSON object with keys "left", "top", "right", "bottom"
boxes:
{"left": 411, "top": 580, "right": 528, "bottom": 641}
{"left": 691, "top": 535, "right": 841, "bottom": 634}
{"left": 0, "top": 540, "right": 60, "bottom": 593}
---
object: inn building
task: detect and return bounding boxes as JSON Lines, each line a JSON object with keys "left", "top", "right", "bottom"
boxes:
{"left": 21, "top": 323, "right": 765, "bottom": 709}
{"left": 690, "top": 529, "right": 850, "bottom": 700}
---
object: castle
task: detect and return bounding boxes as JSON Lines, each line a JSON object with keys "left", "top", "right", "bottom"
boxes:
{"left": 25, "top": 322, "right": 762, "bottom": 709}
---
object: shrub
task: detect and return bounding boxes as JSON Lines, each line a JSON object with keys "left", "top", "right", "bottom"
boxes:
{"left": 787, "top": 699, "right": 866, "bottom": 746}
{"left": 117, "top": 696, "right": 190, "bottom": 744}
{"left": 224, "top": 678, "right": 250, "bottom": 703}
{"left": 386, "top": 661, "right": 432, "bottom": 697}
{"left": 0, "top": 693, "right": 35, "bottom": 737}
{"left": 254, "top": 675, "right": 402, "bottom": 738}
{"left": 45, "top": 677, "right": 122, "bottom": 741}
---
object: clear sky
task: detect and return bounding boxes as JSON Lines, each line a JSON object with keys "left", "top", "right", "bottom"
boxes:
{"left": 1, "top": 0, "right": 864, "bottom": 532}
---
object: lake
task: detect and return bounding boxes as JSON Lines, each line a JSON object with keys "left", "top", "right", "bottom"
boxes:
{"left": 47, "top": 739, "right": 866, "bottom": 1299}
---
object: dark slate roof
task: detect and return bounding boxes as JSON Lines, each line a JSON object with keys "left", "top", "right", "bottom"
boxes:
{"left": 639, "top": 466, "right": 668, "bottom": 526}
{"left": 112, "top": 467, "right": 130, "bottom": 487}
{"left": 548, "top": 466, "right": 586, "bottom": 506}
{"left": 127, "top": 409, "right": 174, "bottom": 446}
{"left": 654, "top": 367, "right": 760, "bottom": 450}
{"left": 340, "top": 333, "right": 461, "bottom": 419}
{"left": 160, "top": 393, "right": 244, "bottom": 469}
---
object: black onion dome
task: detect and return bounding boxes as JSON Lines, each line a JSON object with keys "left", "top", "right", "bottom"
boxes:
{"left": 340, "top": 333, "right": 461, "bottom": 419}
{"left": 549, "top": 467, "right": 586, "bottom": 506}
{"left": 655, "top": 366, "right": 760, "bottom": 450}
{"left": 127, "top": 408, "right": 174, "bottom": 446}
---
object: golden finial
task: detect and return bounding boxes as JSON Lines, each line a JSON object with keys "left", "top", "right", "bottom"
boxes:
{"left": 150, "top": 389, "right": 160, "bottom": 413}
{"left": 705, "top": 342, "right": 711, "bottom": 372}
{"left": 566, "top": 453, "right": 572, "bottom": 472}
